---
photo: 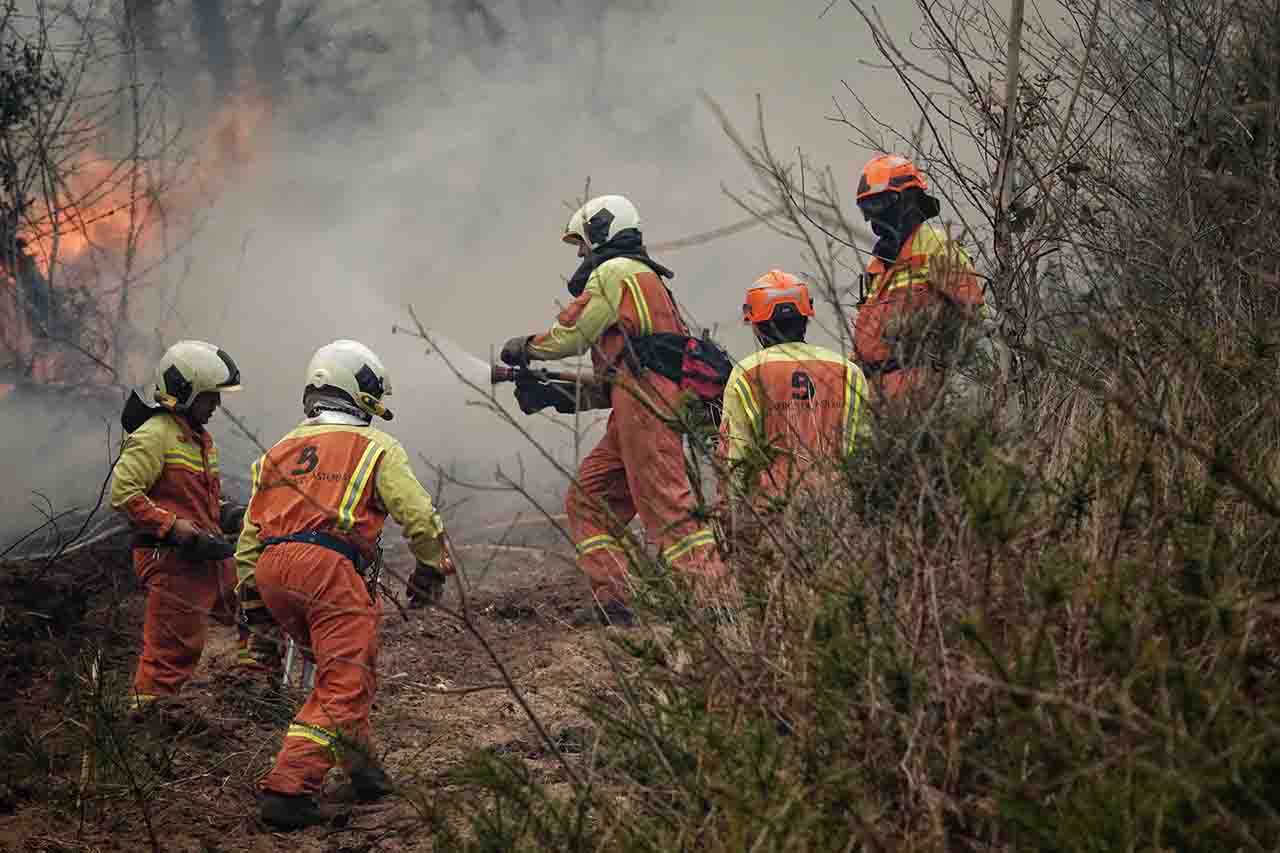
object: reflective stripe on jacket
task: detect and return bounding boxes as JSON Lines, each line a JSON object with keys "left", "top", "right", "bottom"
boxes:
{"left": 236, "top": 421, "right": 447, "bottom": 590}
{"left": 719, "top": 342, "right": 870, "bottom": 495}
{"left": 109, "top": 413, "right": 222, "bottom": 538}
{"left": 854, "top": 222, "right": 984, "bottom": 367}
{"left": 527, "top": 257, "right": 687, "bottom": 379}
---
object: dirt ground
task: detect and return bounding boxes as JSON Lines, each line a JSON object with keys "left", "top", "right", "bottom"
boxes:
{"left": 0, "top": 513, "right": 613, "bottom": 852}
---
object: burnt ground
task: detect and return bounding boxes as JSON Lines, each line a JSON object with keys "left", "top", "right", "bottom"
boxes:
{"left": 0, "top": 513, "right": 615, "bottom": 852}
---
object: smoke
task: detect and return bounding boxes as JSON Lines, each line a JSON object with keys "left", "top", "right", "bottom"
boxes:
{"left": 3, "top": 0, "right": 922, "bottom": 541}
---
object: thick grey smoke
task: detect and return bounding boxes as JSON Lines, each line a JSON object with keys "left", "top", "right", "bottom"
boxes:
{"left": 3, "top": 0, "right": 923, "bottom": 541}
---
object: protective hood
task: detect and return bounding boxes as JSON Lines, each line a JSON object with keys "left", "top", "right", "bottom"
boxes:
{"left": 566, "top": 229, "right": 674, "bottom": 297}
{"left": 866, "top": 192, "right": 940, "bottom": 263}
{"left": 304, "top": 390, "right": 372, "bottom": 424}
{"left": 121, "top": 388, "right": 165, "bottom": 434}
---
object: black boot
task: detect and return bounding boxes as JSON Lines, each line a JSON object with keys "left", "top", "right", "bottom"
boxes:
{"left": 260, "top": 791, "right": 326, "bottom": 831}
{"left": 597, "top": 600, "right": 636, "bottom": 628}
{"left": 348, "top": 761, "right": 394, "bottom": 802}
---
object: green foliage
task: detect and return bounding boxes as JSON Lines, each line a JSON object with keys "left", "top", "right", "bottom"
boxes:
{"left": 419, "top": 1, "right": 1280, "bottom": 849}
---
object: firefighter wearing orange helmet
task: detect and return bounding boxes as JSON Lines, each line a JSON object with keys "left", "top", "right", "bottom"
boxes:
{"left": 720, "top": 271, "right": 870, "bottom": 506}
{"left": 499, "top": 195, "right": 732, "bottom": 626}
{"left": 235, "top": 339, "right": 454, "bottom": 831}
{"left": 853, "top": 154, "right": 985, "bottom": 403}
{"left": 109, "top": 340, "right": 269, "bottom": 719}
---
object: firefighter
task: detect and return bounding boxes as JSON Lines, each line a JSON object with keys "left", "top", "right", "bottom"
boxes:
{"left": 500, "top": 194, "right": 732, "bottom": 625}
{"left": 109, "top": 340, "right": 263, "bottom": 719}
{"left": 235, "top": 339, "right": 454, "bottom": 831}
{"left": 721, "top": 270, "right": 870, "bottom": 507}
{"left": 853, "top": 154, "right": 985, "bottom": 404}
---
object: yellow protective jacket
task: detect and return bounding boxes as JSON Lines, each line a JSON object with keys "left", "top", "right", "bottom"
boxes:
{"left": 719, "top": 341, "right": 869, "bottom": 498}
{"left": 527, "top": 256, "right": 686, "bottom": 378}
{"left": 109, "top": 412, "right": 223, "bottom": 540}
{"left": 235, "top": 415, "right": 447, "bottom": 597}
{"left": 854, "top": 222, "right": 985, "bottom": 371}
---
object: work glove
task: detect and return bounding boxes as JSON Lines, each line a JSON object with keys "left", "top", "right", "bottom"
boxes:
{"left": 406, "top": 562, "right": 448, "bottom": 609}
{"left": 238, "top": 582, "right": 276, "bottom": 629}
{"left": 236, "top": 582, "right": 282, "bottom": 672}
{"left": 180, "top": 531, "right": 237, "bottom": 561}
{"left": 514, "top": 379, "right": 580, "bottom": 415}
{"left": 219, "top": 501, "right": 247, "bottom": 535}
{"left": 167, "top": 517, "right": 200, "bottom": 544}
{"left": 165, "top": 518, "right": 236, "bottom": 561}
{"left": 500, "top": 335, "right": 532, "bottom": 367}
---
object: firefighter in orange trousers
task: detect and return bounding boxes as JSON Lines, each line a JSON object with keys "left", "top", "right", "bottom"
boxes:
{"left": 720, "top": 270, "right": 871, "bottom": 513}
{"left": 853, "top": 154, "right": 986, "bottom": 404}
{"left": 236, "top": 339, "right": 454, "bottom": 831}
{"left": 499, "top": 195, "right": 733, "bottom": 626}
{"left": 109, "top": 340, "right": 266, "bottom": 718}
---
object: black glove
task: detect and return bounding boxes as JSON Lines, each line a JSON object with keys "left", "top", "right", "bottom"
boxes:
{"left": 238, "top": 582, "right": 276, "bottom": 628}
{"left": 219, "top": 501, "right": 247, "bottom": 535}
{"left": 514, "top": 380, "right": 579, "bottom": 415}
{"left": 180, "top": 531, "right": 237, "bottom": 561}
{"left": 406, "top": 562, "right": 448, "bottom": 609}
{"left": 500, "top": 335, "right": 532, "bottom": 367}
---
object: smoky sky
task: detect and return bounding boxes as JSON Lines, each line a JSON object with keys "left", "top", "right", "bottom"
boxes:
{"left": 3, "top": 0, "right": 928, "bottom": 539}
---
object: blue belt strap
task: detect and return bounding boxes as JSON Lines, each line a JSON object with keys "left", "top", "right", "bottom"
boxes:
{"left": 262, "top": 530, "right": 367, "bottom": 571}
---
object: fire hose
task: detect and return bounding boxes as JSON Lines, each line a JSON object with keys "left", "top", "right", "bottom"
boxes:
{"left": 490, "top": 364, "right": 603, "bottom": 415}
{"left": 489, "top": 364, "right": 594, "bottom": 386}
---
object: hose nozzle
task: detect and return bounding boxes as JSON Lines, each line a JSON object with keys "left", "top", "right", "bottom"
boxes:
{"left": 491, "top": 364, "right": 519, "bottom": 384}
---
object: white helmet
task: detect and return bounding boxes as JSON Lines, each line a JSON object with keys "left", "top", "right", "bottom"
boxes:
{"left": 562, "top": 194, "right": 641, "bottom": 250}
{"left": 305, "top": 339, "right": 394, "bottom": 421}
{"left": 153, "top": 340, "right": 242, "bottom": 410}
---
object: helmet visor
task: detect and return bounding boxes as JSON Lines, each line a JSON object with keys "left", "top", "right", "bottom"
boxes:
{"left": 858, "top": 192, "right": 898, "bottom": 222}
{"left": 215, "top": 348, "right": 242, "bottom": 390}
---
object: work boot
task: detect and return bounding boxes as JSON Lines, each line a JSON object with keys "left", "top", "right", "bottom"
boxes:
{"left": 260, "top": 792, "right": 326, "bottom": 831}
{"left": 597, "top": 600, "right": 636, "bottom": 628}
{"left": 126, "top": 696, "right": 208, "bottom": 737}
{"left": 348, "top": 761, "right": 395, "bottom": 802}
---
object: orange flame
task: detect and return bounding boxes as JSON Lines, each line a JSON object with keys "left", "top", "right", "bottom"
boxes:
{"left": 24, "top": 91, "right": 272, "bottom": 278}
{"left": 3, "top": 91, "right": 273, "bottom": 384}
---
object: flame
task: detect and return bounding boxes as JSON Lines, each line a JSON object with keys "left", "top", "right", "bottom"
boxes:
{"left": 25, "top": 160, "right": 147, "bottom": 279}
{"left": 2, "top": 91, "right": 273, "bottom": 384}
{"left": 24, "top": 91, "right": 272, "bottom": 278}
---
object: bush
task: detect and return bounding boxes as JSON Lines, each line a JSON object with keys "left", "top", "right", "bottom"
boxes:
{"left": 407, "top": 1, "right": 1280, "bottom": 849}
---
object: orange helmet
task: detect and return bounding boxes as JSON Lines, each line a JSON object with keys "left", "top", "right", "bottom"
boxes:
{"left": 856, "top": 154, "right": 928, "bottom": 202}
{"left": 742, "top": 269, "right": 815, "bottom": 325}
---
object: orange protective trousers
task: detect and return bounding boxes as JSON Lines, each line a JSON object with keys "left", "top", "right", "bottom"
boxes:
{"left": 870, "top": 366, "right": 949, "bottom": 411}
{"left": 876, "top": 367, "right": 928, "bottom": 403}
{"left": 566, "top": 372, "right": 729, "bottom": 607}
{"left": 131, "top": 549, "right": 251, "bottom": 702}
{"left": 255, "top": 542, "right": 381, "bottom": 797}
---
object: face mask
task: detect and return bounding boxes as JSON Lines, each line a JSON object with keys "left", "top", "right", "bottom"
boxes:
{"left": 869, "top": 217, "right": 898, "bottom": 239}
{"left": 859, "top": 194, "right": 900, "bottom": 238}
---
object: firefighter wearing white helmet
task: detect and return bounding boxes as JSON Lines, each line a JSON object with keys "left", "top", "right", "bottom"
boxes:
{"left": 110, "top": 339, "right": 267, "bottom": 722}
{"left": 152, "top": 339, "right": 243, "bottom": 412}
{"left": 561, "top": 194, "right": 642, "bottom": 254}
{"left": 235, "top": 338, "right": 453, "bottom": 831}
{"left": 498, "top": 194, "right": 733, "bottom": 626}
{"left": 303, "top": 338, "right": 395, "bottom": 421}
